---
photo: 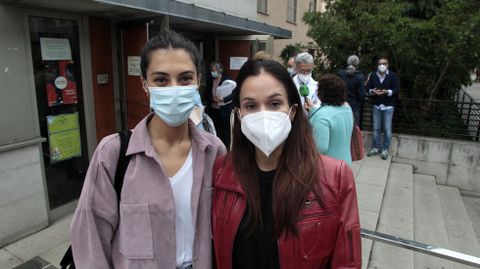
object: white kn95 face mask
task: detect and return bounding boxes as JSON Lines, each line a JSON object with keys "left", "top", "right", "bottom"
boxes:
{"left": 240, "top": 109, "right": 292, "bottom": 157}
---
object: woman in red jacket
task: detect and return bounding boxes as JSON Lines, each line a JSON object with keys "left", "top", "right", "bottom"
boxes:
{"left": 212, "top": 59, "right": 361, "bottom": 269}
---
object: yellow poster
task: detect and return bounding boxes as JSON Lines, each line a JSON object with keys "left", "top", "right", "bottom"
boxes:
{"left": 47, "top": 112, "right": 81, "bottom": 163}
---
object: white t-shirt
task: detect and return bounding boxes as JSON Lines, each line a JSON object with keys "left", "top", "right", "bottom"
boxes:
{"left": 169, "top": 149, "right": 194, "bottom": 269}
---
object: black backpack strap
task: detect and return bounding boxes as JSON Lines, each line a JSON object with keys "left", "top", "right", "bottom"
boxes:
{"left": 60, "top": 130, "right": 132, "bottom": 269}
{"left": 60, "top": 246, "right": 75, "bottom": 269}
{"left": 114, "top": 130, "right": 132, "bottom": 204}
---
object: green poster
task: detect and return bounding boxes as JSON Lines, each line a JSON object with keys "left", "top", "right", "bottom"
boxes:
{"left": 47, "top": 112, "right": 81, "bottom": 163}
{"left": 47, "top": 113, "right": 79, "bottom": 133}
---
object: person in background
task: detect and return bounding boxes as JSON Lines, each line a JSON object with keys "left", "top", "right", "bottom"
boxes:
{"left": 212, "top": 59, "right": 361, "bottom": 269}
{"left": 190, "top": 89, "right": 216, "bottom": 135}
{"left": 306, "top": 74, "right": 354, "bottom": 166}
{"left": 293, "top": 52, "right": 320, "bottom": 109}
{"left": 287, "top": 56, "right": 297, "bottom": 77}
{"left": 70, "top": 31, "right": 226, "bottom": 269}
{"left": 366, "top": 56, "right": 400, "bottom": 160}
{"left": 207, "top": 62, "right": 234, "bottom": 148}
{"left": 337, "top": 55, "right": 366, "bottom": 126}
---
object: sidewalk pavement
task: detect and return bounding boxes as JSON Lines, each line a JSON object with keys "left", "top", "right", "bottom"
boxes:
{"left": 0, "top": 213, "right": 73, "bottom": 269}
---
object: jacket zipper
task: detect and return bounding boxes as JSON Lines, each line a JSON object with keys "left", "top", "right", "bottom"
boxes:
{"left": 347, "top": 229, "right": 354, "bottom": 262}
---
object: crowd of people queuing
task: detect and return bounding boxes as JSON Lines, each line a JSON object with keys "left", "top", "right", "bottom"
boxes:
{"left": 68, "top": 30, "right": 401, "bottom": 269}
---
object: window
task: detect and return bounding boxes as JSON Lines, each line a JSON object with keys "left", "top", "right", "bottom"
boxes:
{"left": 287, "top": 0, "right": 297, "bottom": 23}
{"left": 309, "top": 0, "right": 317, "bottom": 12}
{"left": 257, "top": 0, "right": 267, "bottom": 14}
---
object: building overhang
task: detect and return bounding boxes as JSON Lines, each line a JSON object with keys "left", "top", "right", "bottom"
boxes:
{"left": 93, "top": 0, "right": 292, "bottom": 39}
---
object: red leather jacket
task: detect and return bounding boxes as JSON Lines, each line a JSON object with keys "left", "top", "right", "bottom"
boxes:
{"left": 212, "top": 154, "right": 361, "bottom": 269}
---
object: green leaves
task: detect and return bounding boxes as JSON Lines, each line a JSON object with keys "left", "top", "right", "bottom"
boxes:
{"left": 302, "top": 0, "right": 480, "bottom": 99}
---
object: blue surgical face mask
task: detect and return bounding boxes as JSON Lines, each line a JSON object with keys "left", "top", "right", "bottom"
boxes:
{"left": 211, "top": 71, "right": 219, "bottom": 78}
{"left": 149, "top": 85, "right": 197, "bottom": 127}
{"left": 193, "top": 90, "right": 203, "bottom": 108}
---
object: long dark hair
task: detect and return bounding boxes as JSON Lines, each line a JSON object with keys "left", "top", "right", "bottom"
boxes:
{"left": 230, "top": 60, "right": 324, "bottom": 237}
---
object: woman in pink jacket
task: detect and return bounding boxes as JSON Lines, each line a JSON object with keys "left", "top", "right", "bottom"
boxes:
{"left": 70, "top": 31, "right": 226, "bottom": 269}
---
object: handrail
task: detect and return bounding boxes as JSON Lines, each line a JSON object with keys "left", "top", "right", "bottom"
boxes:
{"left": 361, "top": 229, "right": 480, "bottom": 268}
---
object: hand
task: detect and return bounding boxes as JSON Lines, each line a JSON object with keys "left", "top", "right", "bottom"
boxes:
{"left": 304, "top": 99, "right": 314, "bottom": 111}
{"left": 213, "top": 96, "right": 223, "bottom": 103}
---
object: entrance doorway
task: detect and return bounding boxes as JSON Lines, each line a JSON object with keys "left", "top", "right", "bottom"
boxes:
{"left": 121, "top": 23, "right": 149, "bottom": 129}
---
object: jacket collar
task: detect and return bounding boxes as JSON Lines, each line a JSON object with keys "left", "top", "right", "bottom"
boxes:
{"left": 213, "top": 155, "right": 246, "bottom": 195}
{"left": 126, "top": 112, "right": 212, "bottom": 157}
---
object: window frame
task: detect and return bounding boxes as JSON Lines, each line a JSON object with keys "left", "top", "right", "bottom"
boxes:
{"left": 287, "top": 0, "right": 297, "bottom": 24}
{"left": 257, "top": 0, "right": 268, "bottom": 14}
{"left": 309, "top": 0, "right": 317, "bottom": 12}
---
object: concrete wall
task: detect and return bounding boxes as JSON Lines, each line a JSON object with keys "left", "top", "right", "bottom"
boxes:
{"left": 176, "top": 0, "right": 256, "bottom": 19}
{"left": 0, "top": 144, "right": 49, "bottom": 247}
{"left": 0, "top": 4, "right": 49, "bottom": 247}
{"left": 363, "top": 132, "right": 480, "bottom": 196}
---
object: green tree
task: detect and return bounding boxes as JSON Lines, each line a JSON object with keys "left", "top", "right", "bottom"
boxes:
{"left": 303, "top": 0, "right": 480, "bottom": 99}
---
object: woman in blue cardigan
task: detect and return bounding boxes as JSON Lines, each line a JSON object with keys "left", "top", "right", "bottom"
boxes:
{"left": 306, "top": 74, "right": 354, "bottom": 166}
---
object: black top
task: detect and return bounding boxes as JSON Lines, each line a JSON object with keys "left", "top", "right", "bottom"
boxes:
{"left": 233, "top": 169, "right": 279, "bottom": 269}
{"left": 337, "top": 69, "right": 366, "bottom": 109}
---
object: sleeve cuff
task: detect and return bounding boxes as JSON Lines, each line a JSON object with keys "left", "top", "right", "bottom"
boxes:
{"left": 387, "top": 90, "right": 393, "bottom": 97}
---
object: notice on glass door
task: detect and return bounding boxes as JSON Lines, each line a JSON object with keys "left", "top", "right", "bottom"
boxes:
{"left": 44, "top": 60, "right": 78, "bottom": 107}
{"left": 128, "top": 56, "right": 141, "bottom": 76}
{"left": 40, "top": 37, "right": 72, "bottom": 61}
{"left": 47, "top": 112, "right": 82, "bottom": 163}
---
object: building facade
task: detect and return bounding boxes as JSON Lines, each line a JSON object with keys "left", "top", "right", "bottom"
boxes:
{"left": 0, "top": 0, "right": 291, "bottom": 247}
{"left": 256, "top": 0, "right": 326, "bottom": 59}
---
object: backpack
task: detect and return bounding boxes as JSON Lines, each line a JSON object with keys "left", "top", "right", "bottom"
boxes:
{"left": 60, "top": 130, "right": 132, "bottom": 269}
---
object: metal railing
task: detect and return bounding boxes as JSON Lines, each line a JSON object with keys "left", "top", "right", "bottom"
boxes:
{"left": 362, "top": 229, "right": 480, "bottom": 267}
{"left": 359, "top": 97, "right": 480, "bottom": 141}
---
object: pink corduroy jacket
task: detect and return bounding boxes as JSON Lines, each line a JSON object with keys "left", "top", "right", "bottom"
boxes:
{"left": 70, "top": 113, "right": 226, "bottom": 269}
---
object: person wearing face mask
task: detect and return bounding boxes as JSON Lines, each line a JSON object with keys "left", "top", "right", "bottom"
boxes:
{"left": 366, "top": 56, "right": 399, "bottom": 160}
{"left": 287, "top": 56, "right": 297, "bottom": 77}
{"left": 212, "top": 60, "right": 361, "bottom": 269}
{"left": 190, "top": 90, "right": 217, "bottom": 135}
{"left": 207, "top": 61, "right": 234, "bottom": 148}
{"left": 69, "top": 31, "right": 226, "bottom": 269}
{"left": 293, "top": 52, "right": 320, "bottom": 110}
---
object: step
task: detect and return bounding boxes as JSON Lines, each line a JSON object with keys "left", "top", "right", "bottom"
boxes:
{"left": 354, "top": 156, "right": 392, "bottom": 269}
{"left": 413, "top": 174, "right": 455, "bottom": 269}
{"left": 367, "top": 163, "right": 414, "bottom": 269}
{"left": 463, "top": 196, "right": 480, "bottom": 247}
{"left": 438, "top": 185, "right": 480, "bottom": 269}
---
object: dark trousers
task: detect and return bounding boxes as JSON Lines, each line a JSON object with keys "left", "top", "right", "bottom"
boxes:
{"left": 209, "top": 102, "right": 234, "bottom": 149}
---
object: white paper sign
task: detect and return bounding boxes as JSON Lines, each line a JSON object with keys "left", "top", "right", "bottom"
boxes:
{"left": 40, "top": 38, "right": 72, "bottom": 61}
{"left": 128, "top": 56, "right": 141, "bottom": 76}
{"left": 230, "top": 57, "right": 248, "bottom": 70}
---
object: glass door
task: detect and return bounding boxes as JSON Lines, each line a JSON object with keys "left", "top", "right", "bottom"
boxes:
{"left": 28, "top": 16, "right": 89, "bottom": 209}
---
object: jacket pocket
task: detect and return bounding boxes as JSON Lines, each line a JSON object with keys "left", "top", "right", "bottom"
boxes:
{"left": 118, "top": 203, "right": 154, "bottom": 259}
{"left": 297, "top": 215, "right": 337, "bottom": 261}
{"left": 345, "top": 225, "right": 361, "bottom": 266}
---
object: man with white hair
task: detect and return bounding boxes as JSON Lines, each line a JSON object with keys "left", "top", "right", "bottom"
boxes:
{"left": 293, "top": 52, "right": 320, "bottom": 109}
{"left": 338, "top": 55, "right": 366, "bottom": 125}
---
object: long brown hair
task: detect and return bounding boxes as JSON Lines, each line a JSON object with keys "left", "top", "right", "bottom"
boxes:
{"left": 230, "top": 60, "right": 323, "bottom": 237}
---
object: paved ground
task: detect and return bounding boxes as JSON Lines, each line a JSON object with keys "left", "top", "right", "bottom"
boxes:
{"left": 0, "top": 214, "right": 72, "bottom": 269}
